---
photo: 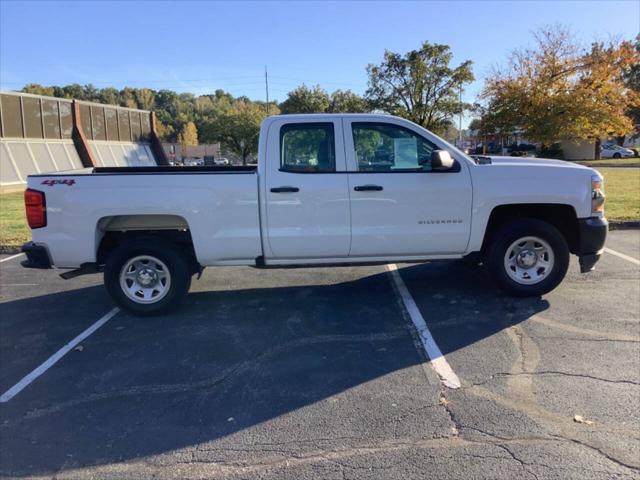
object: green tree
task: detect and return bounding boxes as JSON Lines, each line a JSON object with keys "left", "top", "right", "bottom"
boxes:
{"left": 135, "top": 88, "right": 155, "bottom": 110}
{"left": 365, "top": 41, "right": 474, "bottom": 134}
{"left": 62, "top": 84, "right": 85, "bottom": 99}
{"left": 21, "top": 84, "right": 55, "bottom": 96}
{"left": 205, "top": 100, "right": 276, "bottom": 164}
{"left": 120, "top": 87, "right": 138, "bottom": 108}
{"left": 328, "top": 90, "right": 368, "bottom": 113}
{"left": 99, "top": 87, "right": 120, "bottom": 105}
{"left": 82, "top": 84, "right": 100, "bottom": 102}
{"left": 279, "top": 85, "right": 330, "bottom": 113}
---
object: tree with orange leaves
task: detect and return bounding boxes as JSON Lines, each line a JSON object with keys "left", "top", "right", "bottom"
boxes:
{"left": 478, "top": 26, "right": 639, "bottom": 156}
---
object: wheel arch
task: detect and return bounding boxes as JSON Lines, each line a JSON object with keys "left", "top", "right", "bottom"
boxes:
{"left": 480, "top": 204, "right": 580, "bottom": 255}
{"left": 95, "top": 214, "right": 198, "bottom": 273}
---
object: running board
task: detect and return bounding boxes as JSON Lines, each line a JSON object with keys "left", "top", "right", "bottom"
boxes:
{"left": 59, "top": 263, "right": 101, "bottom": 280}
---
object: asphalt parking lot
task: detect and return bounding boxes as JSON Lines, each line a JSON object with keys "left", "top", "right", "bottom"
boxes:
{"left": 0, "top": 230, "right": 638, "bottom": 480}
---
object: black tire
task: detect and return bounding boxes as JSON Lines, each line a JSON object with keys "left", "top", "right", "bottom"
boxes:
{"left": 486, "top": 218, "right": 569, "bottom": 296}
{"left": 104, "top": 236, "right": 191, "bottom": 316}
{"left": 613, "top": 153, "right": 621, "bottom": 159}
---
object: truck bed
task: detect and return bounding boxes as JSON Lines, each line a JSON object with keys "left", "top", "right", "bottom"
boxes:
{"left": 28, "top": 167, "right": 262, "bottom": 268}
{"left": 93, "top": 166, "right": 257, "bottom": 174}
{"left": 27, "top": 166, "right": 257, "bottom": 177}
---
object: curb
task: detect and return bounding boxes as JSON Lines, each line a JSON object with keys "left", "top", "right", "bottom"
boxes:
{"left": 576, "top": 164, "right": 640, "bottom": 168}
{"left": 0, "top": 246, "right": 22, "bottom": 255}
{"left": 609, "top": 221, "right": 640, "bottom": 230}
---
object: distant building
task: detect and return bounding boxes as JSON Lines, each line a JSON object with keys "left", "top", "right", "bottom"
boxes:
{"left": 162, "top": 142, "right": 248, "bottom": 165}
{"left": 162, "top": 143, "right": 221, "bottom": 162}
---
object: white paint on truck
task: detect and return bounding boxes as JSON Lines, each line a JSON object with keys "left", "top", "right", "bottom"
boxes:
{"left": 22, "top": 114, "right": 608, "bottom": 313}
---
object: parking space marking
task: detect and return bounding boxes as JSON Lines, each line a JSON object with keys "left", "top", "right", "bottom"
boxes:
{"left": 0, "top": 253, "right": 24, "bottom": 264}
{"left": 0, "top": 307, "right": 120, "bottom": 403}
{"left": 604, "top": 247, "right": 640, "bottom": 266}
{"left": 386, "top": 264, "right": 461, "bottom": 389}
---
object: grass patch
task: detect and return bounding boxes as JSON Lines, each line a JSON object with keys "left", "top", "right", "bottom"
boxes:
{"left": 599, "top": 168, "right": 640, "bottom": 222}
{"left": 0, "top": 170, "right": 638, "bottom": 249}
{"left": 0, "top": 190, "right": 30, "bottom": 248}
{"left": 576, "top": 157, "right": 640, "bottom": 166}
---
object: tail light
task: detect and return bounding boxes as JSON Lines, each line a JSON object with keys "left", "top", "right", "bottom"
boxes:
{"left": 24, "top": 189, "right": 47, "bottom": 229}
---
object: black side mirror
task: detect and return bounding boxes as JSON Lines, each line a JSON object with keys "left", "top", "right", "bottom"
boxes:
{"left": 430, "top": 150, "right": 455, "bottom": 170}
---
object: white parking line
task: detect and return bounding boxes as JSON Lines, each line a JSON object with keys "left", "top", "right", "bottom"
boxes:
{"left": 604, "top": 247, "right": 640, "bottom": 266}
{"left": 0, "top": 307, "right": 120, "bottom": 403}
{"left": 386, "top": 264, "right": 461, "bottom": 389}
{"left": 0, "top": 253, "right": 24, "bottom": 264}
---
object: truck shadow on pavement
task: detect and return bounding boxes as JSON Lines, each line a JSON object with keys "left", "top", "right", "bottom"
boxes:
{"left": 0, "top": 261, "right": 549, "bottom": 476}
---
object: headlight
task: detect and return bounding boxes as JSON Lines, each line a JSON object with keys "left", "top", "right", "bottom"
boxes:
{"left": 591, "top": 173, "right": 605, "bottom": 214}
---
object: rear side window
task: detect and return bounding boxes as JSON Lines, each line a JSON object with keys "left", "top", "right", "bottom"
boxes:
{"left": 352, "top": 122, "right": 438, "bottom": 172}
{"left": 280, "top": 123, "right": 336, "bottom": 172}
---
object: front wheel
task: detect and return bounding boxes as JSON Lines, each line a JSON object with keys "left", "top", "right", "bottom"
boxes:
{"left": 104, "top": 237, "right": 191, "bottom": 316}
{"left": 486, "top": 219, "right": 569, "bottom": 296}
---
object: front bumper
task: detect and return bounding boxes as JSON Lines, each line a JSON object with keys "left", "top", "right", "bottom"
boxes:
{"left": 577, "top": 217, "right": 608, "bottom": 273}
{"left": 21, "top": 242, "right": 52, "bottom": 269}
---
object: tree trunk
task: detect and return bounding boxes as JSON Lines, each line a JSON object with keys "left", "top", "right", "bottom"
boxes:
{"left": 594, "top": 138, "right": 601, "bottom": 160}
{"left": 615, "top": 135, "right": 625, "bottom": 146}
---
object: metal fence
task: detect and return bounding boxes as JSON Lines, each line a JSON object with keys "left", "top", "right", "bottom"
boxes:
{"left": 0, "top": 92, "right": 153, "bottom": 142}
{"left": 0, "top": 91, "right": 166, "bottom": 189}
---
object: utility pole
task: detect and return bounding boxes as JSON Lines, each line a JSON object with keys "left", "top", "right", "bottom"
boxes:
{"left": 265, "top": 65, "right": 270, "bottom": 115}
{"left": 458, "top": 85, "right": 463, "bottom": 148}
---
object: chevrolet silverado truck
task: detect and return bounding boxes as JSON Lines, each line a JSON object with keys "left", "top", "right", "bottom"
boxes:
{"left": 20, "top": 114, "right": 608, "bottom": 315}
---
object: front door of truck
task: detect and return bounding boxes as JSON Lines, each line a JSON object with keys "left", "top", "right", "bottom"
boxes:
{"left": 264, "top": 118, "right": 351, "bottom": 259}
{"left": 345, "top": 120, "right": 473, "bottom": 257}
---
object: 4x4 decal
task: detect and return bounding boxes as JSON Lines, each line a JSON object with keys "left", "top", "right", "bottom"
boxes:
{"left": 41, "top": 179, "right": 76, "bottom": 187}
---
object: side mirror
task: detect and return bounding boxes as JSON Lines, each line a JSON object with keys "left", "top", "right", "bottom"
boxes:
{"left": 430, "top": 150, "right": 454, "bottom": 170}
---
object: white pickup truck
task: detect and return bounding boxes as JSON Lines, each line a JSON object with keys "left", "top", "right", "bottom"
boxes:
{"left": 21, "top": 114, "right": 607, "bottom": 315}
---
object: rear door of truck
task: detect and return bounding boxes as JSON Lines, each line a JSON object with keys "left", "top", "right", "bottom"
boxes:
{"left": 262, "top": 117, "right": 351, "bottom": 259}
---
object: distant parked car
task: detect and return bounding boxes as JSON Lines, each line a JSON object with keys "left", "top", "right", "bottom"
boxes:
{"left": 601, "top": 144, "right": 635, "bottom": 159}
{"left": 184, "top": 157, "right": 204, "bottom": 166}
{"left": 214, "top": 157, "right": 230, "bottom": 166}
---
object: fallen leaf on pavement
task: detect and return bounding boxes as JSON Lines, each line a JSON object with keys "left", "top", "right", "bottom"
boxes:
{"left": 74, "top": 345, "right": 84, "bottom": 352}
{"left": 573, "top": 415, "right": 594, "bottom": 425}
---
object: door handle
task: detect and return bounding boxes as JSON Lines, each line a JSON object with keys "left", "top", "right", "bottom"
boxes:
{"left": 354, "top": 184, "right": 383, "bottom": 192}
{"left": 270, "top": 186, "right": 300, "bottom": 193}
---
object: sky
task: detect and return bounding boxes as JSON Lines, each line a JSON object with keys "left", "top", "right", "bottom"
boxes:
{"left": 1, "top": 0, "right": 639, "bottom": 126}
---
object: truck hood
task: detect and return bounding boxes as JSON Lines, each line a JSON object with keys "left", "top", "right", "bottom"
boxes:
{"left": 486, "top": 156, "right": 591, "bottom": 170}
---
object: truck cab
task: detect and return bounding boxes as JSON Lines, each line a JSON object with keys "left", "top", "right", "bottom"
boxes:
{"left": 260, "top": 115, "right": 472, "bottom": 262}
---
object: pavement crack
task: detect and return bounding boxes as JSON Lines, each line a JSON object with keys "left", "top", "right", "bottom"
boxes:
{"left": 438, "top": 391, "right": 461, "bottom": 436}
{"left": 550, "top": 435, "right": 640, "bottom": 472}
{"left": 471, "top": 371, "right": 639, "bottom": 387}
{"left": 530, "top": 335, "right": 640, "bottom": 344}
{"left": 494, "top": 443, "right": 541, "bottom": 480}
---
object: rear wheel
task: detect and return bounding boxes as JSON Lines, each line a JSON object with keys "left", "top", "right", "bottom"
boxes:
{"left": 486, "top": 219, "right": 569, "bottom": 296}
{"left": 104, "top": 237, "right": 191, "bottom": 316}
{"left": 613, "top": 153, "right": 621, "bottom": 159}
